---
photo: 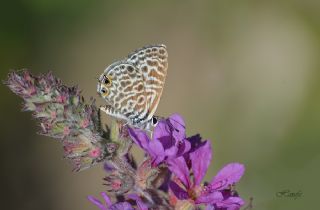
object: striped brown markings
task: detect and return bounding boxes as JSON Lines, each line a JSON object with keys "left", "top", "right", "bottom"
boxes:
{"left": 97, "top": 44, "right": 168, "bottom": 128}
{"left": 98, "top": 61, "right": 146, "bottom": 120}
{"left": 127, "top": 44, "right": 168, "bottom": 120}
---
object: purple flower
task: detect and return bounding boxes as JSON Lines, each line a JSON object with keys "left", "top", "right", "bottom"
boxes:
{"left": 88, "top": 192, "right": 147, "bottom": 210}
{"left": 205, "top": 164, "right": 246, "bottom": 210}
{"left": 7, "top": 70, "right": 249, "bottom": 209}
{"left": 168, "top": 140, "right": 245, "bottom": 209}
{"left": 128, "top": 114, "right": 191, "bottom": 166}
{"left": 207, "top": 191, "right": 245, "bottom": 210}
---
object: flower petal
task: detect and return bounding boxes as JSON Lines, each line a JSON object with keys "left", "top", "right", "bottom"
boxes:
{"left": 101, "top": 192, "right": 112, "bottom": 206}
{"left": 164, "top": 144, "right": 179, "bottom": 157}
{"left": 154, "top": 113, "right": 186, "bottom": 144}
{"left": 176, "top": 138, "right": 191, "bottom": 157}
{"left": 148, "top": 139, "right": 165, "bottom": 165}
{"left": 190, "top": 140, "right": 212, "bottom": 186}
{"left": 128, "top": 127, "right": 151, "bottom": 150}
{"left": 110, "top": 202, "right": 134, "bottom": 210}
{"left": 168, "top": 157, "right": 191, "bottom": 188}
{"left": 210, "top": 163, "right": 245, "bottom": 190}
{"left": 216, "top": 196, "right": 245, "bottom": 210}
{"left": 205, "top": 205, "right": 215, "bottom": 210}
{"left": 87, "top": 195, "right": 108, "bottom": 210}
{"left": 187, "top": 134, "right": 203, "bottom": 152}
{"left": 168, "top": 113, "right": 186, "bottom": 141}
{"left": 169, "top": 181, "right": 189, "bottom": 200}
{"left": 158, "top": 135, "right": 175, "bottom": 151}
{"left": 153, "top": 120, "right": 172, "bottom": 145}
{"left": 104, "top": 162, "right": 116, "bottom": 172}
{"left": 127, "top": 194, "right": 148, "bottom": 210}
{"left": 196, "top": 191, "right": 223, "bottom": 204}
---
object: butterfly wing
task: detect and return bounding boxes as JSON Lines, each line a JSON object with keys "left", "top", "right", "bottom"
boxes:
{"left": 126, "top": 44, "right": 168, "bottom": 122}
{"left": 98, "top": 61, "right": 149, "bottom": 123}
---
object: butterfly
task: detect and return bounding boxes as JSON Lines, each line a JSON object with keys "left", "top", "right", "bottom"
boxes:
{"left": 97, "top": 44, "right": 168, "bottom": 130}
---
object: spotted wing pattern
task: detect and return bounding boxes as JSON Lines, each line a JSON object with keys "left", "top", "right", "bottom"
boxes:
{"left": 127, "top": 44, "right": 168, "bottom": 120}
{"left": 97, "top": 44, "right": 168, "bottom": 128}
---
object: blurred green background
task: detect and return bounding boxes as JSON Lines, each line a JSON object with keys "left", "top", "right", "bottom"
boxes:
{"left": 1, "top": 1, "right": 320, "bottom": 209}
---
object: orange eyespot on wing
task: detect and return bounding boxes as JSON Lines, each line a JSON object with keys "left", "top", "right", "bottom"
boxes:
{"left": 103, "top": 75, "right": 112, "bottom": 87}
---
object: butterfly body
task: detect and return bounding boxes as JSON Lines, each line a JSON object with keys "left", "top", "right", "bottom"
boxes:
{"left": 97, "top": 44, "right": 168, "bottom": 130}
